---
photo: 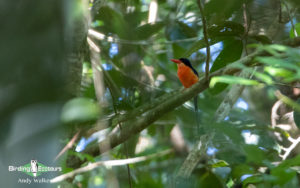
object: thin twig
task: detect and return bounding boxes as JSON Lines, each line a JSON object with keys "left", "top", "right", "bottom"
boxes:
{"left": 109, "top": 91, "right": 177, "bottom": 127}
{"left": 243, "top": 2, "right": 250, "bottom": 55}
{"left": 72, "top": 37, "right": 300, "bottom": 167}
{"left": 89, "top": 29, "right": 199, "bottom": 45}
{"left": 197, "top": 0, "right": 210, "bottom": 80}
{"left": 271, "top": 100, "right": 283, "bottom": 127}
{"left": 281, "top": 0, "right": 298, "bottom": 37}
{"left": 280, "top": 137, "right": 300, "bottom": 160}
{"left": 82, "top": 50, "right": 260, "bottom": 158}
{"left": 50, "top": 149, "right": 173, "bottom": 183}
{"left": 54, "top": 131, "right": 81, "bottom": 161}
{"left": 278, "top": 0, "right": 283, "bottom": 23}
{"left": 108, "top": 84, "right": 132, "bottom": 188}
{"left": 213, "top": 2, "right": 253, "bottom": 123}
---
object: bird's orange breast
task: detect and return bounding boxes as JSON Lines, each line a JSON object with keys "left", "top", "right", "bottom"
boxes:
{"left": 177, "top": 64, "right": 199, "bottom": 88}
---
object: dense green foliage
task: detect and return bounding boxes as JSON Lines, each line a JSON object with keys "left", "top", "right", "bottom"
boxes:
{"left": 2, "top": 0, "right": 300, "bottom": 188}
{"left": 64, "top": 0, "right": 300, "bottom": 187}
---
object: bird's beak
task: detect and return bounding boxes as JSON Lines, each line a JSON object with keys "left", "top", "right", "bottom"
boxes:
{"left": 171, "top": 59, "right": 181, "bottom": 64}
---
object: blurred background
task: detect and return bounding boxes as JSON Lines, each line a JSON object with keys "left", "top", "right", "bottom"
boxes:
{"left": 1, "top": 0, "right": 300, "bottom": 187}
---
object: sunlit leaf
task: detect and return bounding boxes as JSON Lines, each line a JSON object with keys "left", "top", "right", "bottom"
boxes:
{"left": 210, "top": 75, "right": 260, "bottom": 88}
{"left": 211, "top": 160, "right": 229, "bottom": 168}
{"left": 252, "top": 71, "right": 273, "bottom": 85}
{"left": 232, "top": 64, "right": 274, "bottom": 85}
{"left": 264, "top": 66, "right": 294, "bottom": 78}
{"left": 256, "top": 57, "right": 299, "bottom": 70}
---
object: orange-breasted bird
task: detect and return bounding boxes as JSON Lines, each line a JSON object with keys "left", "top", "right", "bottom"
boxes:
{"left": 171, "top": 58, "right": 199, "bottom": 88}
{"left": 171, "top": 58, "right": 200, "bottom": 136}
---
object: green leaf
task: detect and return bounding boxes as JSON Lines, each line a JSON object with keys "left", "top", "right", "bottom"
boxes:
{"left": 95, "top": 6, "right": 129, "bottom": 38}
{"left": 208, "top": 21, "right": 244, "bottom": 37}
{"left": 242, "top": 175, "right": 264, "bottom": 186}
{"left": 271, "top": 168, "right": 297, "bottom": 185}
{"left": 276, "top": 154, "right": 300, "bottom": 169}
{"left": 248, "top": 35, "right": 272, "bottom": 44}
{"left": 228, "top": 63, "right": 274, "bottom": 85}
{"left": 134, "top": 22, "right": 164, "bottom": 40}
{"left": 289, "top": 23, "right": 300, "bottom": 38}
{"left": 243, "top": 145, "right": 267, "bottom": 165}
{"left": 204, "top": 0, "right": 244, "bottom": 22}
{"left": 256, "top": 57, "right": 299, "bottom": 70}
{"left": 183, "top": 21, "right": 244, "bottom": 58}
{"left": 210, "top": 38, "right": 243, "bottom": 72}
{"left": 232, "top": 164, "right": 255, "bottom": 180}
{"left": 264, "top": 66, "right": 294, "bottom": 78}
{"left": 210, "top": 75, "right": 260, "bottom": 88}
{"left": 213, "top": 123, "right": 244, "bottom": 144}
{"left": 294, "top": 99, "right": 300, "bottom": 128}
{"left": 266, "top": 154, "right": 300, "bottom": 185}
{"left": 211, "top": 160, "right": 229, "bottom": 168}
{"left": 208, "top": 83, "right": 229, "bottom": 95}
{"left": 198, "top": 171, "right": 224, "bottom": 188}
{"left": 182, "top": 37, "right": 223, "bottom": 57}
{"left": 68, "top": 150, "right": 96, "bottom": 162}
{"left": 177, "top": 21, "right": 197, "bottom": 37}
{"left": 252, "top": 72, "right": 273, "bottom": 85}
{"left": 172, "top": 43, "right": 186, "bottom": 59}
{"left": 61, "top": 98, "right": 100, "bottom": 124}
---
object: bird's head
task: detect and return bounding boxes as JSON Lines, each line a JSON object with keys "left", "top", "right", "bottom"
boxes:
{"left": 171, "top": 58, "right": 192, "bottom": 67}
{"left": 171, "top": 58, "right": 198, "bottom": 77}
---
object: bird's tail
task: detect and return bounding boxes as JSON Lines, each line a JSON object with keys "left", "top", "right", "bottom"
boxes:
{"left": 194, "top": 96, "right": 200, "bottom": 138}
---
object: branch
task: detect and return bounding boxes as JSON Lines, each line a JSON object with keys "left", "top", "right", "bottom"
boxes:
{"left": 110, "top": 91, "right": 177, "bottom": 126}
{"left": 197, "top": 0, "right": 210, "bottom": 79}
{"left": 281, "top": 0, "right": 298, "bottom": 37}
{"left": 280, "top": 137, "right": 300, "bottom": 160}
{"left": 175, "top": 134, "right": 209, "bottom": 180}
{"left": 88, "top": 29, "right": 199, "bottom": 45}
{"left": 281, "top": 37, "right": 300, "bottom": 47}
{"left": 271, "top": 100, "right": 283, "bottom": 127}
{"left": 51, "top": 149, "right": 173, "bottom": 183}
{"left": 68, "top": 37, "right": 300, "bottom": 168}
{"left": 83, "top": 51, "right": 259, "bottom": 157}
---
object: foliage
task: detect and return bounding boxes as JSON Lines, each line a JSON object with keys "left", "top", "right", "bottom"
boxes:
{"left": 4, "top": 0, "right": 300, "bottom": 187}
{"left": 59, "top": 0, "right": 300, "bottom": 187}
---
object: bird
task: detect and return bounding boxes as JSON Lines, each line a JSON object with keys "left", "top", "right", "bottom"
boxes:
{"left": 171, "top": 58, "right": 199, "bottom": 88}
{"left": 171, "top": 58, "right": 200, "bottom": 136}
